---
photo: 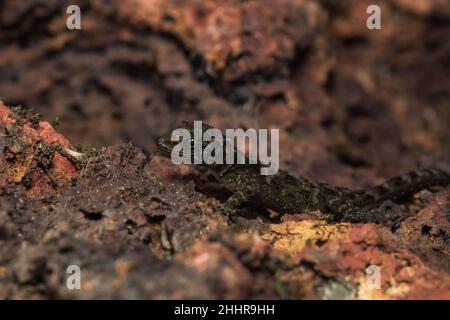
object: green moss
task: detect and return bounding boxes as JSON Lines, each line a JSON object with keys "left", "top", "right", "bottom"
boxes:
{"left": 51, "top": 116, "right": 60, "bottom": 128}
{"left": 321, "top": 213, "right": 335, "bottom": 221}
{"left": 229, "top": 221, "right": 244, "bottom": 233}
{"left": 305, "top": 238, "right": 313, "bottom": 247}
{"left": 10, "top": 105, "right": 42, "bottom": 129}
{"left": 273, "top": 278, "right": 289, "bottom": 300}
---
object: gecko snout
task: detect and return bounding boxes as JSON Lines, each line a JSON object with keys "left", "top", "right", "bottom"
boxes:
{"left": 156, "top": 136, "right": 174, "bottom": 156}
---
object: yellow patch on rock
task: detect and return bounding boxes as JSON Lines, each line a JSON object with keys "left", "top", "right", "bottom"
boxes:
{"left": 11, "top": 153, "right": 34, "bottom": 183}
{"left": 261, "top": 220, "right": 352, "bottom": 256}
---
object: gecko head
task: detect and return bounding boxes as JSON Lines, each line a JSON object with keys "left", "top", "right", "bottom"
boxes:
{"left": 157, "top": 120, "right": 216, "bottom": 160}
{"left": 157, "top": 121, "right": 192, "bottom": 157}
{"left": 156, "top": 135, "right": 178, "bottom": 157}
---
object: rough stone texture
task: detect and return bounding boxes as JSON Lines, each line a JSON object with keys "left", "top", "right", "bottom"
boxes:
{"left": 0, "top": 0, "right": 449, "bottom": 299}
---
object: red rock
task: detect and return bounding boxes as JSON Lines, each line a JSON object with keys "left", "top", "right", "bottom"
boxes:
{"left": 0, "top": 101, "right": 14, "bottom": 124}
{"left": 38, "top": 121, "right": 73, "bottom": 149}
{"left": 348, "top": 224, "right": 380, "bottom": 245}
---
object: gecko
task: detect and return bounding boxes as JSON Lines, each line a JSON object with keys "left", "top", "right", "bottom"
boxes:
{"left": 157, "top": 121, "right": 450, "bottom": 221}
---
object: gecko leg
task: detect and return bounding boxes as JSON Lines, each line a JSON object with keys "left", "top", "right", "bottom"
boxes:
{"left": 219, "top": 189, "right": 253, "bottom": 221}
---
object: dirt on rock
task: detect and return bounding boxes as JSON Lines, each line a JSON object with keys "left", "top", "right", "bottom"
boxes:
{"left": 0, "top": 0, "right": 449, "bottom": 299}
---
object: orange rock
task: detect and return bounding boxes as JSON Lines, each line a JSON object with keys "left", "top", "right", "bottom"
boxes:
{"left": 0, "top": 101, "right": 15, "bottom": 124}
{"left": 0, "top": 100, "right": 78, "bottom": 197}
{"left": 348, "top": 224, "right": 380, "bottom": 245}
{"left": 38, "top": 121, "right": 73, "bottom": 149}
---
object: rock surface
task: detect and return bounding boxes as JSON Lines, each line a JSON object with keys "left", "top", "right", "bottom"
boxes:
{"left": 0, "top": 0, "right": 449, "bottom": 299}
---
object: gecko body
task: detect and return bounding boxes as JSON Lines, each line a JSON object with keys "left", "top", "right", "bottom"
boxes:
{"left": 158, "top": 121, "right": 450, "bottom": 221}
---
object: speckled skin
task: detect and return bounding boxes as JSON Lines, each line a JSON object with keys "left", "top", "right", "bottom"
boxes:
{"left": 158, "top": 121, "right": 450, "bottom": 220}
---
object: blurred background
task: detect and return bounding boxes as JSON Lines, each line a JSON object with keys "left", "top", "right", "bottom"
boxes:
{"left": 1, "top": 0, "right": 449, "bottom": 187}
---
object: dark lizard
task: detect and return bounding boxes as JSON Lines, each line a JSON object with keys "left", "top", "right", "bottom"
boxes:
{"left": 157, "top": 121, "right": 450, "bottom": 221}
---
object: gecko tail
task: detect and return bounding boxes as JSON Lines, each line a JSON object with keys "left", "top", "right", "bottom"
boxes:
{"left": 363, "top": 168, "right": 450, "bottom": 204}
